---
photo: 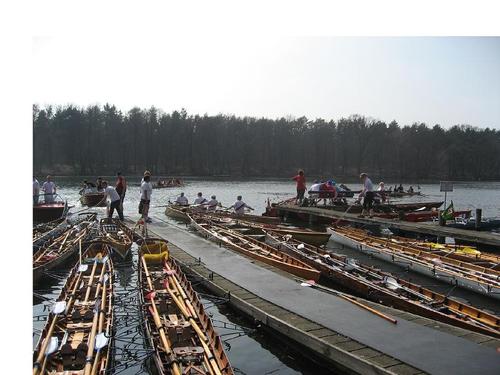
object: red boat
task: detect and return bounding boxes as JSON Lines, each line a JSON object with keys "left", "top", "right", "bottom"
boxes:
{"left": 375, "top": 209, "right": 471, "bottom": 222}
{"left": 33, "top": 195, "right": 68, "bottom": 223}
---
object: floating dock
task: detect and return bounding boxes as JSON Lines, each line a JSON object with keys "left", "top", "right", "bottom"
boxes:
{"left": 132, "top": 216, "right": 500, "bottom": 375}
{"left": 275, "top": 205, "right": 500, "bottom": 247}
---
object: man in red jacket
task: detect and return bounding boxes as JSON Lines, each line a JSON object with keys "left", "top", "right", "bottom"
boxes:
{"left": 292, "top": 169, "right": 306, "bottom": 205}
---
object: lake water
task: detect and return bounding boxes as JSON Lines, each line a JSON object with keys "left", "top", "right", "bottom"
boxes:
{"left": 33, "top": 177, "right": 500, "bottom": 374}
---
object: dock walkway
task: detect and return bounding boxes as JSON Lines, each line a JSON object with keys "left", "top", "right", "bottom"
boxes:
{"left": 138, "top": 216, "right": 500, "bottom": 375}
{"left": 276, "top": 204, "right": 500, "bottom": 247}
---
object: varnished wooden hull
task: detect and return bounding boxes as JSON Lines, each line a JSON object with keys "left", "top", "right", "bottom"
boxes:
{"left": 33, "top": 202, "right": 67, "bottom": 223}
{"left": 80, "top": 192, "right": 107, "bottom": 207}
{"left": 33, "top": 243, "right": 114, "bottom": 375}
{"left": 190, "top": 216, "right": 321, "bottom": 282}
{"left": 99, "top": 218, "right": 133, "bottom": 259}
{"left": 265, "top": 232, "right": 500, "bottom": 338}
{"left": 138, "top": 241, "right": 233, "bottom": 375}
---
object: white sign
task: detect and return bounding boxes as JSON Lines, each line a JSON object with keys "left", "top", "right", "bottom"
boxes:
{"left": 440, "top": 181, "right": 453, "bottom": 192}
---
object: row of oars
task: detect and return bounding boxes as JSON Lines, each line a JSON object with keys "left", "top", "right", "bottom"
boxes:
{"left": 33, "top": 243, "right": 111, "bottom": 375}
{"left": 140, "top": 245, "right": 223, "bottom": 375}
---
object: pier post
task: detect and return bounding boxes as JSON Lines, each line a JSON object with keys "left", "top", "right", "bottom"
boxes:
{"left": 475, "top": 209, "right": 482, "bottom": 231}
{"left": 438, "top": 210, "right": 445, "bottom": 226}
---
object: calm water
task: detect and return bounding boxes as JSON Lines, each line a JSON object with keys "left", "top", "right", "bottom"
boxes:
{"left": 33, "top": 177, "right": 500, "bottom": 374}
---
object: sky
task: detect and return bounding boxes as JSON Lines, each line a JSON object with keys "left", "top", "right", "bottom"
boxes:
{"left": 32, "top": 36, "right": 500, "bottom": 128}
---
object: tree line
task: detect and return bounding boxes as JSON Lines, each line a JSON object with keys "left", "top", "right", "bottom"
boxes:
{"left": 33, "top": 104, "right": 500, "bottom": 181}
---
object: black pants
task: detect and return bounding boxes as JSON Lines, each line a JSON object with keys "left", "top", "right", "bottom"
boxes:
{"left": 297, "top": 188, "right": 306, "bottom": 201}
{"left": 363, "top": 191, "right": 374, "bottom": 210}
{"left": 109, "top": 199, "right": 124, "bottom": 220}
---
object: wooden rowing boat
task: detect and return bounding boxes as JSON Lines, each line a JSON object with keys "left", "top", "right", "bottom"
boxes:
{"left": 33, "top": 199, "right": 69, "bottom": 223}
{"left": 190, "top": 214, "right": 321, "bottom": 281}
{"left": 265, "top": 231, "right": 500, "bottom": 338}
{"left": 165, "top": 204, "right": 191, "bottom": 222}
{"left": 329, "top": 227, "right": 500, "bottom": 299}
{"left": 33, "top": 242, "right": 114, "bottom": 375}
{"left": 138, "top": 239, "right": 233, "bottom": 375}
{"left": 98, "top": 218, "right": 133, "bottom": 259}
{"left": 33, "top": 218, "right": 96, "bottom": 282}
{"left": 165, "top": 204, "right": 281, "bottom": 224}
{"left": 388, "top": 236, "right": 500, "bottom": 270}
{"left": 80, "top": 192, "right": 107, "bottom": 207}
{"left": 204, "top": 215, "right": 331, "bottom": 247}
{"left": 152, "top": 178, "right": 185, "bottom": 189}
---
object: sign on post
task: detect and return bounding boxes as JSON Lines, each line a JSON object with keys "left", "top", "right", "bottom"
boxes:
{"left": 440, "top": 181, "right": 453, "bottom": 192}
{"left": 440, "top": 181, "right": 453, "bottom": 210}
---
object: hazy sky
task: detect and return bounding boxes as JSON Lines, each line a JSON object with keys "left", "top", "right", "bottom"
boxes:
{"left": 32, "top": 36, "right": 500, "bottom": 128}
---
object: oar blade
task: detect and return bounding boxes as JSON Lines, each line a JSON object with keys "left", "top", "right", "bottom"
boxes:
{"left": 45, "top": 336, "right": 59, "bottom": 355}
{"left": 52, "top": 301, "right": 66, "bottom": 314}
{"left": 95, "top": 332, "right": 108, "bottom": 350}
{"left": 78, "top": 264, "right": 88, "bottom": 272}
{"left": 384, "top": 276, "right": 401, "bottom": 291}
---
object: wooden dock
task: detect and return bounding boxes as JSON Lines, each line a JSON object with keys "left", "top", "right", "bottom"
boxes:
{"left": 131, "top": 216, "right": 500, "bottom": 375}
{"left": 276, "top": 205, "right": 500, "bottom": 247}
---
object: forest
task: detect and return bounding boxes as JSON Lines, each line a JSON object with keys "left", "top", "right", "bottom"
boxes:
{"left": 33, "top": 104, "right": 500, "bottom": 181}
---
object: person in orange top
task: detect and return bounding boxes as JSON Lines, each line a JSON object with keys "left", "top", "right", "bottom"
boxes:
{"left": 292, "top": 169, "right": 307, "bottom": 204}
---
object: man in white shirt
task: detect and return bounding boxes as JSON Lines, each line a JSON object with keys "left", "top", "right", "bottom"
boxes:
{"left": 357, "top": 173, "right": 374, "bottom": 218}
{"left": 140, "top": 171, "right": 153, "bottom": 223}
{"left": 102, "top": 181, "right": 124, "bottom": 220}
{"left": 205, "top": 195, "right": 219, "bottom": 211}
{"left": 194, "top": 192, "right": 207, "bottom": 205}
{"left": 175, "top": 192, "right": 189, "bottom": 206}
{"left": 33, "top": 177, "right": 40, "bottom": 205}
{"left": 229, "top": 196, "right": 253, "bottom": 215}
{"left": 42, "top": 175, "right": 56, "bottom": 203}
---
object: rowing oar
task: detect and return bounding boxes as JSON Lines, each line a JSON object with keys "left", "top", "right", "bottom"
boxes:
{"left": 33, "top": 301, "right": 66, "bottom": 375}
{"left": 90, "top": 273, "right": 109, "bottom": 375}
{"left": 141, "top": 256, "right": 182, "bottom": 375}
{"left": 163, "top": 263, "right": 223, "bottom": 375}
{"left": 298, "top": 280, "right": 397, "bottom": 325}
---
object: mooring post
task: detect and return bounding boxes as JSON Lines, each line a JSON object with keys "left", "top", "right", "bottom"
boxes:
{"left": 309, "top": 214, "right": 316, "bottom": 225}
{"left": 475, "top": 208, "right": 482, "bottom": 231}
{"left": 438, "top": 210, "right": 445, "bottom": 226}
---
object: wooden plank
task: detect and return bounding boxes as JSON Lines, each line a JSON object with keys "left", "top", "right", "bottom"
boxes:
{"left": 369, "top": 354, "right": 401, "bottom": 368}
{"left": 336, "top": 340, "right": 367, "bottom": 352}
{"left": 350, "top": 347, "right": 384, "bottom": 359}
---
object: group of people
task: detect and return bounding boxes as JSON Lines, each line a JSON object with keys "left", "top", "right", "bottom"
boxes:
{"left": 33, "top": 175, "right": 57, "bottom": 205}
{"left": 173, "top": 192, "right": 254, "bottom": 215}
{"left": 291, "top": 170, "right": 381, "bottom": 218}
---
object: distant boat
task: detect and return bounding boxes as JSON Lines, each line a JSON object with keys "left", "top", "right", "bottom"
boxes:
{"left": 153, "top": 178, "right": 184, "bottom": 189}
{"left": 80, "top": 190, "right": 106, "bottom": 207}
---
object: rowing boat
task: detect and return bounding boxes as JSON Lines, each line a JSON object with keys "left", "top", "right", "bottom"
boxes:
{"left": 80, "top": 192, "right": 107, "bottom": 207}
{"left": 329, "top": 227, "right": 500, "bottom": 299}
{"left": 215, "top": 218, "right": 331, "bottom": 247}
{"left": 190, "top": 214, "right": 321, "bottom": 281}
{"left": 33, "top": 195, "right": 69, "bottom": 223}
{"left": 138, "top": 239, "right": 234, "bottom": 375}
{"left": 388, "top": 236, "right": 500, "bottom": 270}
{"left": 33, "top": 242, "right": 114, "bottom": 375}
{"left": 165, "top": 204, "right": 192, "bottom": 222}
{"left": 265, "top": 231, "right": 500, "bottom": 338}
{"left": 33, "top": 217, "right": 96, "bottom": 282}
{"left": 98, "top": 218, "right": 133, "bottom": 259}
{"left": 165, "top": 204, "right": 281, "bottom": 224}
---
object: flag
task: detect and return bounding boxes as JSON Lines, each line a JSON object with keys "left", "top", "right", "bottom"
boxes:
{"left": 441, "top": 201, "right": 455, "bottom": 221}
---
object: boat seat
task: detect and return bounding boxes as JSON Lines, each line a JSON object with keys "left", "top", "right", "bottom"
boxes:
{"left": 172, "top": 346, "right": 204, "bottom": 363}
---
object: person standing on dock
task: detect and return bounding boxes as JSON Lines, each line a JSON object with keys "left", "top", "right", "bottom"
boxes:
{"left": 357, "top": 173, "right": 374, "bottom": 218}
{"left": 42, "top": 175, "right": 56, "bottom": 203}
{"left": 175, "top": 192, "right": 189, "bottom": 206}
{"left": 140, "top": 171, "right": 153, "bottom": 223}
{"left": 33, "top": 177, "right": 40, "bottom": 205}
{"left": 102, "top": 181, "right": 124, "bottom": 220}
{"left": 115, "top": 172, "right": 127, "bottom": 211}
{"left": 229, "top": 196, "right": 254, "bottom": 215}
{"left": 292, "top": 169, "right": 307, "bottom": 205}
